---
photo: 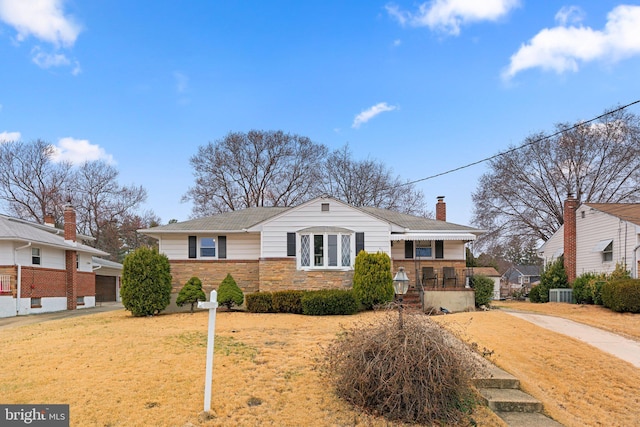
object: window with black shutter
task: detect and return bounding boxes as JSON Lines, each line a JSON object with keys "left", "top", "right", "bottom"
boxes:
{"left": 218, "top": 236, "right": 227, "bottom": 259}
{"left": 356, "top": 232, "right": 365, "bottom": 255}
{"left": 404, "top": 240, "right": 414, "bottom": 259}
{"left": 188, "top": 236, "right": 197, "bottom": 258}
{"left": 287, "top": 232, "right": 296, "bottom": 256}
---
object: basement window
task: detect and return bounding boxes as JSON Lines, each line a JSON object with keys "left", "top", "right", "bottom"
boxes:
{"left": 31, "top": 297, "right": 41, "bottom": 308}
{"left": 77, "top": 296, "right": 85, "bottom": 306}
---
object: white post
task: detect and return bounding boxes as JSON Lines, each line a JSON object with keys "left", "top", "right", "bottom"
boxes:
{"left": 198, "top": 290, "right": 218, "bottom": 413}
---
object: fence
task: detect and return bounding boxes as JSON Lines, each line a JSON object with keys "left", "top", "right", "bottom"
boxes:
{"left": 549, "top": 288, "right": 573, "bottom": 303}
{"left": 0, "top": 275, "right": 11, "bottom": 293}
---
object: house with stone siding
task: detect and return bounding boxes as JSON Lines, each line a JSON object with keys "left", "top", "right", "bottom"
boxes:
{"left": 141, "top": 196, "right": 482, "bottom": 299}
{"left": 0, "top": 204, "right": 118, "bottom": 318}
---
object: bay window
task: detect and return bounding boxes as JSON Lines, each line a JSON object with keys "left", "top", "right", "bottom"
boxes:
{"left": 299, "top": 231, "right": 353, "bottom": 269}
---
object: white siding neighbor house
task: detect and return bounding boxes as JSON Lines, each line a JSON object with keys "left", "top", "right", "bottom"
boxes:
{"left": 0, "top": 204, "right": 118, "bottom": 318}
{"left": 539, "top": 200, "right": 640, "bottom": 280}
{"left": 140, "top": 196, "right": 483, "bottom": 303}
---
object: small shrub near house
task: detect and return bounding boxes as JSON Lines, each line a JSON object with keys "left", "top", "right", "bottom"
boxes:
{"left": 572, "top": 272, "right": 606, "bottom": 305}
{"left": 246, "top": 292, "right": 274, "bottom": 313}
{"left": 470, "top": 275, "right": 494, "bottom": 307}
{"left": 602, "top": 278, "right": 640, "bottom": 313}
{"left": 217, "top": 274, "right": 244, "bottom": 310}
{"left": 530, "top": 257, "right": 569, "bottom": 303}
{"left": 176, "top": 276, "right": 207, "bottom": 313}
{"left": 272, "top": 290, "right": 305, "bottom": 314}
{"left": 301, "top": 289, "right": 359, "bottom": 316}
{"left": 323, "top": 312, "right": 481, "bottom": 425}
{"left": 121, "top": 247, "right": 172, "bottom": 317}
{"left": 352, "top": 251, "right": 394, "bottom": 310}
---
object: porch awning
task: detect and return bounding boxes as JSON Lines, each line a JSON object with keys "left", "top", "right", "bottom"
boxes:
{"left": 390, "top": 233, "right": 477, "bottom": 241}
{"left": 592, "top": 239, "right": 613, "bottom": 252}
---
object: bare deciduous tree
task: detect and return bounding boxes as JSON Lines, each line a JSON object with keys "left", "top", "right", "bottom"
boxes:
{"left": 323, "top": 145, "right": 430, "bottom": 216}
{"left": 472, "top": 107, "right": 640, "bottom": 249}
{"left": 183, "top": 130, "right": 328, "bottom": 216}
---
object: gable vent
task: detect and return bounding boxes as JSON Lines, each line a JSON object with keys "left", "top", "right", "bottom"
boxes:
{"left": 321, "top": 203, "right": 330, "bottom": 212}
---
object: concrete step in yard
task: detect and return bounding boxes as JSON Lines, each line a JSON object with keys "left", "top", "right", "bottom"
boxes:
{"left": 474, "top": 365, "right": 563, "bottom": 427}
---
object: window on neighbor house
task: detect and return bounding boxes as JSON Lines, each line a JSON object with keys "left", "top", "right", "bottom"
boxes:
{"left": 200, "top": 237, "right": 216, "bottom": 257}
{"left": 415, "top": 241, "right": 432, "bottom": 258}
{"left": 32, "top": 248, "right": 41, "bottom": 265}
{"left": 77, "top": 296, "right": 85, "bottom": 305}
{"left": 603, "top": 241, "right": 613, "bottom": 262}
{"left": 300, "top": 232, "right": 353, "bottom": 269}
{"left": 31, "top": 297, "right": 41, "bottom": 308}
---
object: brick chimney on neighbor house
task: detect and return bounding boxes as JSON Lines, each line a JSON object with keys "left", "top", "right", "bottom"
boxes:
{"left": 564, "top": 194, "right": 579, "bottom": 284}
{"left": 44, "top": 212, "right": 55, "bottom": 227}
{"left": 436, "top": 196, "right": 446, "bottom": 221}
{"left": 64, "top": 201, "right": 78, "bottom": 310}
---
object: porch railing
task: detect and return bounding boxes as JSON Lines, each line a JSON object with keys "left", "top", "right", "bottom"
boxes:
{"left": 0, "top": 274, "right": 11, "bottom": 293}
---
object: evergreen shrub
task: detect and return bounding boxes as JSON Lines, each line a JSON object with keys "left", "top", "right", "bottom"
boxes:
{"left": 470, "top": 275, "right": 494, "bottom": 307}
{"left": 301, "top": 289, "right": 359, "bottom": 315}
{"left": 352, "top": 251, "right": 394, "bottom": 310}
{"left": 217, "top": 273, "right": 244, "bottom": 310}
{"left": 176, "top": 276, "right": 207, "bottom": 313}
{"left": 602, "top": 278, "right": 640, "bottom": 313}
{"left": 272, "top": 290, "right": 305, "bottom": 314}
{"left": 531, "top": 257, "right": 569, "bottom": 303}
{"left": 121, "top": 247, "right": 172, "bottom": 317}
{"left": 245, "top": 292, "right": 274, "bottom": 313}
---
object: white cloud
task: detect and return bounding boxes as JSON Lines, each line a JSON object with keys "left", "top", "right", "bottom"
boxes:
{"left": 352, "top": 102, "right": 397, "bottom": 129}
{"left": 503, "top": 5, "right": 640, "bottom": 80}
{"left": 555, "top": 5, "right": 585, "bottom": 26}
{"left": 51, "top": 137, "right": 115, "bottom": 165}
{"left": 386, "top": 0, "right": 520, "bottom": 36}
{"left": 31, "top": 46, "right": 69, "bottom": 68}
{"left": 0, "top": 131, "right": 20, "bottom": 143}
{"left": 0, "top": 0, "right": 81, "bottom": 47}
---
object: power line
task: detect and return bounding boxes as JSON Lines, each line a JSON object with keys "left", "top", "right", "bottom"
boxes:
{"left": 397, "top": 99, "right": 640, "bottom": 188}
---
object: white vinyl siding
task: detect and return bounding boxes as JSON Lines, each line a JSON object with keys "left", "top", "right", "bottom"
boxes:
{"left": 159, "top": 233, "right": 260, "bottom": 260}
{"left": 258, "top": 198, "right": 391, "bottom": 258}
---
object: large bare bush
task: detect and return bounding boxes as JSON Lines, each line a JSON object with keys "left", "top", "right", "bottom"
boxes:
{"left": 323, "top": 312, "right": 483, "bottom": 425}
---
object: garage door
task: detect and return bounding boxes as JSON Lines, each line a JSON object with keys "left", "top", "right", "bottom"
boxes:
{"left": 96, "top": 275, "right": 117, "bottom": 302}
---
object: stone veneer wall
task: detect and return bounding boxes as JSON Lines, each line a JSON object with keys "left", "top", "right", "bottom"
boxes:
{"left": 258, "top": 258, "right": 354, "bottom": 292}
{"left": 169, "top": 260, "right": 260, "bottom": 294}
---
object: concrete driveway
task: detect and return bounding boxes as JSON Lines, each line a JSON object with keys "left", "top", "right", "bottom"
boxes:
{"left": 0, "top": 302, "right": 124, "bottom": 331}
{"left": 504, "top": 310, "right": 640, "bottom": 368}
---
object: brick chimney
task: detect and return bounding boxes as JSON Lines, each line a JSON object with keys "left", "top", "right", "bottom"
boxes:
{"left": 563, "top": 194, "right": 578, "bottom": 284}
{"left": 44, "top": 212, "right": 55, "bottom": 227}
{"left": 64, "top": 201, "right": 77, "bottom": 310}
{"left": 436, "top": 196, "right": 446, "bottom": 221}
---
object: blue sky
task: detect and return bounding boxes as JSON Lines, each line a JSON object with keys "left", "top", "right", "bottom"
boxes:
{"left": 1, "top": 0, "right": 640, "bottom": 226}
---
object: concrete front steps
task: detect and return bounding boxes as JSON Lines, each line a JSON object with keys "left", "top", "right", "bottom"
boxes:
{"left": 474, "top": 365, "right": 563, "bottom": 427}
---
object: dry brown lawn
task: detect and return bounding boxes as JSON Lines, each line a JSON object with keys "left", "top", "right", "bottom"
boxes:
{"left": 1, "top": 301, "right": 639, "bottom": 426}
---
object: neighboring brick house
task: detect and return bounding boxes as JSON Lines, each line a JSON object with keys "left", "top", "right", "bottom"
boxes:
{"left": 140, "top": 196, "right": 482, "bottom": 298}
{"left": 0, "top": 204, "right": 115, "bottom": 318}
{"left": 539, "top": 196, "right": 640, "bottom": 282}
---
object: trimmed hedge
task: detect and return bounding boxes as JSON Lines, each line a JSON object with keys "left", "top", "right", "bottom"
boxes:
{"left": 601, "top": 279, "right": 640, "bottom": 313}
{"left": 246, "top": 292, "right": 274, "bottom": 313}
{"left": 301, "top": 289, "right": 359, "bottom": 316}
{"left": 272, "top": 290, "right": 305, "bottom": 314}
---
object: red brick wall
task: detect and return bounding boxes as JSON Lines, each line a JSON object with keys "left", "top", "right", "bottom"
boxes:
{"left": 436, "top": 196, "right": 446, "bottom": 221}
{"left": 66, "top": 250, "right": 77, "bottom": 309}
{"left": 169, "top": 259, "right": 260, "bottom": 294}
{"left": 0, "top": 266, "right": 17, "bottom": 296}
{"left": 259, "top": 258, "right": 354, "bottom": 292}
{"left": 77, "top": 271, "right": 96, "bottom": 297}
{"left": 20, "top": 266, "right": 66, "bottom": 298}
{"left": 564, "top": 196, "right": 579, "bottom": 284}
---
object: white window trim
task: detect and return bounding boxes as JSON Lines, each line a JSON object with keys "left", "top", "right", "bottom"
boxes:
{"left": 415, "top": 240, "right": 433, "bottom": 259}
{"left": 32, "top": 247, "right": 41, "bottom": 266}
{"left": 199, "top": 237, "right": 217, "bottom": 259}
{"left": 297, "top": 231, "right": 354, "bottom": 271}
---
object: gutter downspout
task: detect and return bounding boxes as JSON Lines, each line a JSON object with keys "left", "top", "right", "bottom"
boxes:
{"left": 14, "top": 242, "right": 32, "bottom": 316}
{"left": 634, "top": 244, "right": 640, "bottom": 279}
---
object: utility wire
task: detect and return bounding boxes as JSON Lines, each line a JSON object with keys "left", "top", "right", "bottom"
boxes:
{"left": 396, "top": 99, "right": 640, "bottom": 189}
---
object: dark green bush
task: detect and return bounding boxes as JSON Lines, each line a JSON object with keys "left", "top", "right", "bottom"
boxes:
{"left": 217, "top": 273, "right": 244, "bottom": 310}
{"left": 301, "top": 289, "right": 359, "bottom": 316}
{"left": 470, "top": 275, "right": 494, "bottom": 307}
{"left": 352, "top": 251, "right": 394, "bottom": 310}
{"left": 176, "top": 276, "right": 207, "bottom": 313}
{"left": 245, "top": 292, "right": 274, "bottom": 313}
{"left": 572, "top": 273, "right": 606, "bottom": 304}
{"left": 531, "top": 257, "right": 569, "bottom": 303}
{"left": 602, "top": 279, "right": 640, "bottom": 313}
{"left": 121, "top": 247, "right": 172, "bottom": 317}
{"left": 272, "top": 290, "right": 305, "bottom": 314}
{"left": 323, "top": 312, "right": 480, "bottom": 425}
